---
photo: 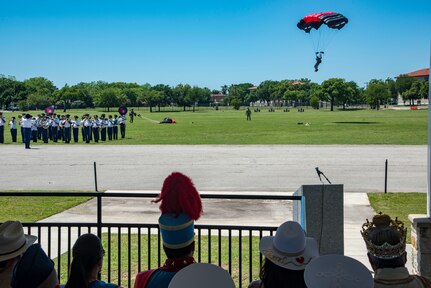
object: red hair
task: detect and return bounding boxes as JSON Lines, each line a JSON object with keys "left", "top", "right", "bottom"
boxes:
{"left": 153, "top": 172, "right": 202, "bottom": 220}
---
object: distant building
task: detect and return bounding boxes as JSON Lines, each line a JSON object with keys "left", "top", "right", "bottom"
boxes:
{"left": 210, "top": 93, "right": 225, "bottom": 104}
{"left": 247, "top": 86, "right": 258, "bottom": 91}
{"left": 396, "top": 68, "right": 429, "bottom": 105}
{"left": 399, "top": 68, "right": 429, "bottom": 81}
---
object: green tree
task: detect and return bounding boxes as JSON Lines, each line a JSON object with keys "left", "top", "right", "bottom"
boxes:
{"left": 320, "top": 78, "right": 353, "bottom": 111}
{"left": 310, "top": 95, "right": 320, "bottom": 109}
{"left": 26, "top": 93, "right": 52, "bottom": 110}
{"left": 402, "top": 80, "right": 422, "bottom": 105}
{"left": 97, "top": 88, "right": 120, "bottom": 111}
{"left": 364, "top": 79, "right": 390, "bottom": 110}
{"left": 0, "top": 77, "right": 27, "bottom": 109}
{"left": 24, "top": 77, "right": 57, "bottom": 96}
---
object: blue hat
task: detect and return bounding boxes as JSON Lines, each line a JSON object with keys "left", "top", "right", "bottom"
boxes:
{"left": 11, "top": 244, "right": 55, "bottom": 288}
{"left": 159, "top": 213, "right": 195, "bottom": 249}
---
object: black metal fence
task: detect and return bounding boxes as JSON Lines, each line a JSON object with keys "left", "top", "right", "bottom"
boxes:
{"left": 1, "top": 191, "right": 305, "bottom": 288}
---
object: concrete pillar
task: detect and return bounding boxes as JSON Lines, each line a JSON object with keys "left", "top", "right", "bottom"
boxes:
{"left": 409, "top": 214, "right": 431, "bottom": 278}
{"left": 293, "top": 184, "right": 344, "bottom": 255}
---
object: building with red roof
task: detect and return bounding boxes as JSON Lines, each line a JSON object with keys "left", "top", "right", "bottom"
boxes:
{"left": 397, "top": 68, "right": 429, "bottom": 81}
{"left": 210, "top": 93, "right": 225, "bottom": 104}
{"left": 396, "top": 68, "right": 429, "bottom": 105}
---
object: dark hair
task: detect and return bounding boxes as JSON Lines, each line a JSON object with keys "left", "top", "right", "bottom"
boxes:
{"left": 259, "top": 258, "right": 306, "bottom": 288}
{"left": 367, "top": 226, "right": 406, "bottom": 269}
{"left": 65, "top": 233, "right": 105, "bottom": 288}
{"left": 163, "top": 242, "right": 195, "bottom": 259}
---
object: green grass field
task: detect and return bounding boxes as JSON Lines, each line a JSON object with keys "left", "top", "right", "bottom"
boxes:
{"left": 2, "top": 107, "right": 427, "bottom": 144}
{"left": 0, "top": 192, "right": 91, "bottom": 222}
{"left": 367, "top": 192, "right": 427, "bottom": 244}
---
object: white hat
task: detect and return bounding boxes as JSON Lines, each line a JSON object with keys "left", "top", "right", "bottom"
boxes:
{"left": 0, "top": 221, "right": 37, "bottom": 262}
{"left": 304, "top": 255, "right": 373, "bottom": 288}
{"left": 168, "top": 263, "right": 235, "bottom": 288}
{"left": 259, "top": 221, "right": 319, "bottom": 270}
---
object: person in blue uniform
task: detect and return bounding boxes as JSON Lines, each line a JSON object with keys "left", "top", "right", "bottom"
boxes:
{"left": 134, "top": 172, "right": 202, "bottom": 288}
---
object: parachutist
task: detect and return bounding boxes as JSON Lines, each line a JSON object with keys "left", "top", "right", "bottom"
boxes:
{"left": 314, "top": 52, "right": 323, "bottom": 72}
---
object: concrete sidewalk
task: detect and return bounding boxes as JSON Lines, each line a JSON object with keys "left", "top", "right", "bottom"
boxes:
{"left": 34, "top": 191, "right": 414, "bottom": 272}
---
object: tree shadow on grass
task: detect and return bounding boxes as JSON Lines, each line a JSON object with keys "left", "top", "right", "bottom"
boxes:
{"left": 333, "top": 122, "right": 380, "bottom": 124}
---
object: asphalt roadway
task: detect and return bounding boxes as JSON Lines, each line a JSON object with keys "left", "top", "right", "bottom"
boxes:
{"left": 0, "top": 145, "right": 427, "bottom": 192}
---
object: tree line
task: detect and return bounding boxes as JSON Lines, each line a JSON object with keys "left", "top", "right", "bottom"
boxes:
{"left": 0, "top": 74, "right": 428, "bottom": 112}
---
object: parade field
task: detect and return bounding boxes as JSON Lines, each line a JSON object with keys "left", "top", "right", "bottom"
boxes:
{"left": 1, "top": 107, "right": 427, "bottom": 145}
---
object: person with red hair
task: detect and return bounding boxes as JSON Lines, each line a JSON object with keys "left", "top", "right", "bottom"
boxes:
{"left": 134, "top": 172, "right": 202, "bottom": 288}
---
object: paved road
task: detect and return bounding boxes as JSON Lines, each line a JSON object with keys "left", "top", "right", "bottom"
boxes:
{"left": 0, "top": 145, "right": 426, "bottom": 192}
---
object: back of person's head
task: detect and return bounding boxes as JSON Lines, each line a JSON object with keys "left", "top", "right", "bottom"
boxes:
{"left": 163, "top": 242, "right": 195, "bottom": 259}
{"left": 260, "top": 258, "right": 306, "bottom": 288}
{"left": 258, "top": 221, "right": 319, "bottom": 288}
{"left": 168, "top": 263, "right": 234, "bottom": 288}
{"left": 0, "top": 221, "right": 37, "bottom": 268}
{"left": 361, "top": 213, "right": 407, "bottom": 270}
{"left": 11, "top": 244, "right": 59, "bottom": 288}
{"left": 304, "top": 255, "right": 373, "bottom": 288}
{"left": 65, "top": 233, "right": 105, "bottom": 288}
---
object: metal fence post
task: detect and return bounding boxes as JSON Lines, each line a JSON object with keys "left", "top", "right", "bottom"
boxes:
{"left": 385, "top": 159, "right": 388, "bottom": 193}
{"left": 94, "top": 162, "right": 98, "bottom": 192}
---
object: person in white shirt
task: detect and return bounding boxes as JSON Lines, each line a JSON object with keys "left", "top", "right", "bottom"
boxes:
{"left": 31, "top": 117, "right": 38, "bottom": 143}
{"left": 107, "top": 115, "right": 114, "bottom": 141}
{"left": 113, "top": 115, "right": 119, "bottom": 140}
{"left": 92, "top": 115, "right": 100, "bottom": 143}
{"left": 21, "top": 114, "right": 33, "bottom": 149}
{"left": 40, "top": 115, "right": 50, "bottom": 143}
{"left": 60, "top": 115, "right": 71, "bottom": 143}
{"left": 72, "top": 115, "right": 81, "bottom": 143}
{"left": 50, "top": 114, "right": 59, "bottom": 142}
{"left": 0, "top": 112, "right": 6, "bottom": 143}
{"left": 82, "top": 114, "right": 92, "bottom": 143}
{"left": 100, "top": 114, "right": 108, "bottom": 141}
{"left": 8, "top": 116, "right": 17, "bottom": 142}
{"left": 119, "top": 115, "right": 126, "bottom": 139}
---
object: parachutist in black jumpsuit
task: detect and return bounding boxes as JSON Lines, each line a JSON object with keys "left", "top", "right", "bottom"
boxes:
{"left": 314, "top": 53, "right": 323, "bottom": 72}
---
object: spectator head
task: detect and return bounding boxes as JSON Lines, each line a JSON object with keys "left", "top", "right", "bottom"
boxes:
{"left": 0, "top": 221, "right": 37, "bottom": 267}
{"left": 11, "top": 243, "right": 59, "bottom": 288}
{"left": 361, "top": 213, "right": 407, "bottom": 270}
{"left": 155, "top": 172, "right": 203, "bottom": 259}
{"left": 258, "top": 221, "right": 319, "bottom": 288}
{"left": 65, "top": 233, "right": 105, "bottom": 288}
{"left": 168, "top": 263, "right": 234, "bottom": 288}
{"left": 304, "top": 255, "right": 373, "bottom": 288}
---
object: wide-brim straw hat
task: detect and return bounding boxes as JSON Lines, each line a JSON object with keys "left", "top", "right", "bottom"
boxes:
{"left": 168, "top": 263, "right": 235, "bottom": 288}
{"left": 259, "top": 221, "right": 319, "bottom": 270}
{"left": 0, "top": 221, "right": 37, "bottom": 262}
{"left": 304, "top": 255, "right": 373, "bottom": 288}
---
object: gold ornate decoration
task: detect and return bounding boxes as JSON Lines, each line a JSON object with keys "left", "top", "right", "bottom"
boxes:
{"left": 361, "top": 212, "right": 407, "bottom": 259}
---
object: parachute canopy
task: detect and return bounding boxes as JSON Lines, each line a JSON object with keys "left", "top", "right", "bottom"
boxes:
{"left": 297, "top": 12, "right": 348, "bottom": 33}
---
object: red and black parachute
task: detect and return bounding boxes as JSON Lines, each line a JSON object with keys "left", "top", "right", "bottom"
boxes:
{"left": 297, "top": 12, "right": 348, "bottom": 33}
{"left": 297, "top": 12, "right": 348, "bottom": 55}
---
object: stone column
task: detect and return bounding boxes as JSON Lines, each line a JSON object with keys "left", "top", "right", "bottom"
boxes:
{"left": 293, "top": 184, "right": 344, "bottom": 255}
{"left": 409, "top": 214, "right": 431, "bottom": 278}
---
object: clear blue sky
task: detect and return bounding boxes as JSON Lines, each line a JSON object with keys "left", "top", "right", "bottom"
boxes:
{"left": 0, "top": 0, "right": 429, "bottom": 90}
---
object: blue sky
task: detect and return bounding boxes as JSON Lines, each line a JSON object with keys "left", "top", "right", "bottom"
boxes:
{"left": 0, "top": 0, "right": 430, "bottom": 90}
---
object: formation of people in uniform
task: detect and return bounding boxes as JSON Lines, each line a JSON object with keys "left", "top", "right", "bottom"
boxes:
{"left": 0, "top": 112, "right": 129, "bottom": 148}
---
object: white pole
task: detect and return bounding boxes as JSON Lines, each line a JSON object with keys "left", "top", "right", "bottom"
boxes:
{"left": 428, "top": 43, "right": 431, "bottom": 217}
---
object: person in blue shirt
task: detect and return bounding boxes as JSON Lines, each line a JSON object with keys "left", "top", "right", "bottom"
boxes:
{"left": 65, "top": 233, "right": 121, "bottom": 288}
